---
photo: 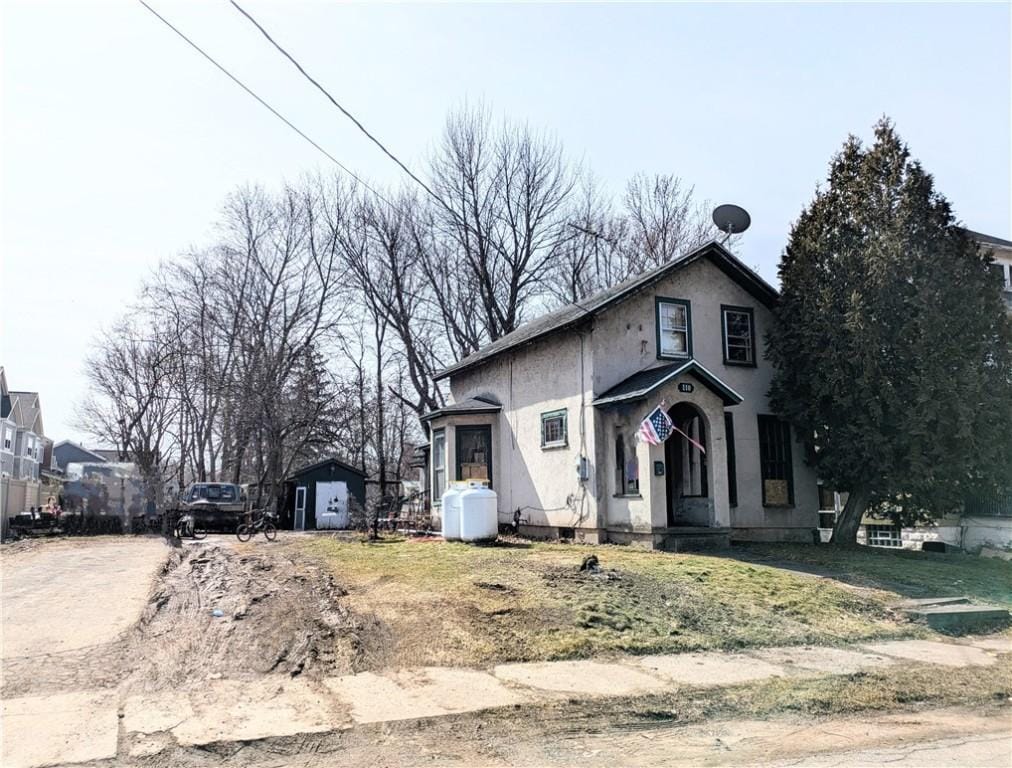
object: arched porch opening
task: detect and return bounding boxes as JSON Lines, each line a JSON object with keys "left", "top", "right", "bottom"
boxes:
{"left": 665, "top": 401, "right": 711, "bottom": 527}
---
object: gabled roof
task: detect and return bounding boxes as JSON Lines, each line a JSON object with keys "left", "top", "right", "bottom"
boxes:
{"left": 434, "top": 241, "right": 777, "bottom": 381}
{"left": 593, "top": 359, "right": 744, "bottom": 408}
{"left": 287, "top": 456, "right": 367, "bottom": 480}
{"left": 9, "top": 391, "right": 43, "bottom": 435}
{"left": 92, "top": 448, "right": 129, "bottom": 462}
{"left": 420, "top": 396, "right": 503, "bottom": 422}
{"left": 54, "top": 440, "right": 109, "bottom": 463}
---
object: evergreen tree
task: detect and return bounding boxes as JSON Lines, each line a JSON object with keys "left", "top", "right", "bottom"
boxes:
{"left": 768, "top": 119, "right": 1012, "bottom": 545}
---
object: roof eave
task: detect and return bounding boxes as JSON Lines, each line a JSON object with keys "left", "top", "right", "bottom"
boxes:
{"left": 433, "top": 242, "right": 777, "bottom": 382}
{"left": 593, "top": 360, "right": 744, "bottom": 409}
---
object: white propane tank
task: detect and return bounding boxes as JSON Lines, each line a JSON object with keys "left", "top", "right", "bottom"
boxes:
{"left": 440, "top": 482, "right": 466, "bottom": 541}
{"left": 459, "top": 482, "right": 498, "bottom": 542}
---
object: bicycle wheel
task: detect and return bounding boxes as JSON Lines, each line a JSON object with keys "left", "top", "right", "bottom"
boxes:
{"left": 192, "top": 524, "right": 207, "bottom": 540}
{"left": 263, "top": 523, "right": 277, "bottom": 541}
{"left": 236, "top": 524, "right": 253, "bottom": 543}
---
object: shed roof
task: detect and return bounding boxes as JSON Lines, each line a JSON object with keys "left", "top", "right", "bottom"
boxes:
{"left": 593, "top": 359, "right": 743, "bottom": 408}
{"left": 287, "top": 456, "right": 367, "bottom": 480}
{"left": 434, "top": 241, "right": 777, "bottom": 381}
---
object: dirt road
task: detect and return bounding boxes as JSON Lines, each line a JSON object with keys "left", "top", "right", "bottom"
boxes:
{"left": 2, "top": 536, "right": 168, "bottom": 660}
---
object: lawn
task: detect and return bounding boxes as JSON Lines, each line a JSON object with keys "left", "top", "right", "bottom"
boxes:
{"left": 733, "top": 543, "right": 1012, "bottom": 607}
{"left": 300, "top": 536, "right": 939, "bottom": 670}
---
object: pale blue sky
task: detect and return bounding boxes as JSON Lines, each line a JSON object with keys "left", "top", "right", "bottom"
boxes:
{"left": 2, "top": 1, "right": 1010, "bottom": 443}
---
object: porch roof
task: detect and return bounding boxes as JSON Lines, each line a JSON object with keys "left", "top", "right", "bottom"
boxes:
{"left": 592, "top": 360, "right": 743, "bottom": 408}
{"left": 420, "top": 396, "right": 502, "bottom": 423}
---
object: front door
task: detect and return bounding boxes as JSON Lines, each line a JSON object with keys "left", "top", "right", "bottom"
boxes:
{"left": 665, "top": 402, "right": 709, "bottom": 526}
{"left": 455, "top": 426, "right": 493, "bottom": 487}
{"left": 294, "top": 486, "right": 307, "bottom": 531}
{"left": 315, "top": 481, "right": 349, "bottom": 529}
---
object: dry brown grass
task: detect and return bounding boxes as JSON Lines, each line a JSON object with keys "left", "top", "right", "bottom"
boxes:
{"left": 300, "top": 536, "right": 929, "bottom": 669}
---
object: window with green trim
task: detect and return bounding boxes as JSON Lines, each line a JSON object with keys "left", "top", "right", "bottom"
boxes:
{"left": 540, "top": 409, "right": 568, "bottom": 448}
{"left": 721, "top": 305, "right": 756, "bottom": 366}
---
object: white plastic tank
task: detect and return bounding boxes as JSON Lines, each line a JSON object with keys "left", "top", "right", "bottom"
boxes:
{"left": 459, "top": 482, "right": 498, "bottom": 542}
{"left": 440, "top": 482, "right": 466, "bottom": 541}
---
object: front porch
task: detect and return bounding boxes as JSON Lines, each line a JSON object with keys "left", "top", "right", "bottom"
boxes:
{"left": 595, "top": 359, "right": 742, "bottom": 550}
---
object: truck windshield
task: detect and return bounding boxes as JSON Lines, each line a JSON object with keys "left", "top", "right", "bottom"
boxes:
{"left": 190, "top": 485, "right": 237, "bottom": 501}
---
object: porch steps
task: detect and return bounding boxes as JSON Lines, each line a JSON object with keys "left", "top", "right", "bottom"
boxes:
{"left": 656, "top": 527, "right": 731, "bottom": 552}
{"left": 900, "top": 597, "right": 1010, "bottom": 632}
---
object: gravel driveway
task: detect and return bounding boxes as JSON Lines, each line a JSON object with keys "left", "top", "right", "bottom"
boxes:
{"left": 2, "top": 536, "right": 169, "bottom": 664}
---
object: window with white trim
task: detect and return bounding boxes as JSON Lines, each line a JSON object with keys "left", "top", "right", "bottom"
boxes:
{"left": 867, "top": 524, "right": 902, "bottom": 548}
{"left": 540, "top": 409, "right": 568, "bottom": 449}
{"left": 656, "top": 298, "right": 691, "bottom": 359}
{"left": 3, "top": 428, "right": 11, "bottom": 451}
{"left": 432, "top": 429, "right": 446, "bottom": 502}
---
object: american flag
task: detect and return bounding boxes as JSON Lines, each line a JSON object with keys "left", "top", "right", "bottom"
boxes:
{"left": 637, "top": 406, "right": 674, "bottom": 445}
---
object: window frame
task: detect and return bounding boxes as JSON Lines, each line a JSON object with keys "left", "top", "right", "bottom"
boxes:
{"left": 614, "top": 433, "right": 640, "bottom": 496}
{"left": 540, "top": 409, "right": 568, "bottom": 449}
{"left": 432, "top": 428, "right": 446, "bottom": 504}
{"left": 720, "top": 305, "right": 757, "bottom": 367}
{"left": 757, "top": 414, "right": 795, "bottom": 507}
{"left": 655, "top": 297, "right": 693, "bottom": 360}
{"left": 867, "top": 524, "right": 902, "bottom": 548}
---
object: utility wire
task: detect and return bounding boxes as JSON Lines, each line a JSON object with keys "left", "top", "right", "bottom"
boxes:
{"left": 135, "top": 0, "right": 391, "bottom": 204}
{"left": 228, "top": 0, "right": 451, "bottom": 215}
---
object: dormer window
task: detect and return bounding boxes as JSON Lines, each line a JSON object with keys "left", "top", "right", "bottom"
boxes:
{"left": 655, "top": 298, "right": 692, "bottom": 359}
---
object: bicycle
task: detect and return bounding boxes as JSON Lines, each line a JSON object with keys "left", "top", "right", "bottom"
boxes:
{"left": 174, "top": 512, "right": 207, "bottom": 540}
{"left": 236, "top": 511, "right": 277, "bottom": 542}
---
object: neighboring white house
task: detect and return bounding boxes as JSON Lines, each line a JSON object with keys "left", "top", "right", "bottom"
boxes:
{"left": 819, "top": 230, "right": 1012, "bottom": 553}
{"left": 424, "top": 241, "right": 820, "bottom": 550}
{"left": 975, "top": 229, "right": 1012, "bottom": 313}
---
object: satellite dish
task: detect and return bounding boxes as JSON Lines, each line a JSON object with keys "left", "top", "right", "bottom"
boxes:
{"left": 712, "top": 204, "right": 751, "bottom": 241}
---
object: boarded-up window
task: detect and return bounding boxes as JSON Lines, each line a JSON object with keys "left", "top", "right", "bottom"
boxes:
{"left": 758, "top": 415, "right": 794, "bottom": 507}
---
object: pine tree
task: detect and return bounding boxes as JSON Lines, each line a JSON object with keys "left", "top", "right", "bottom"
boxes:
{"left": 768, "top": 119, "right": 1012, "bottom": 545}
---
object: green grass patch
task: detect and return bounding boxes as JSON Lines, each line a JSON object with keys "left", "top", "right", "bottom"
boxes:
{"left": 734, "top": 543, "right": 1012, "bottom": 606}
{"left": 300, "top": 536, "right": 928, "bottom": 669}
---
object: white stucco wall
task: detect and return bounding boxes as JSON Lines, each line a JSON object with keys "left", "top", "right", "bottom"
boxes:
{"left": 448, "top": 327, "right": 600, "bottom": 535}
{"left": 441, "top": 252, "right": 820, "bottom": 544}
{"left": 589, "top": 257, "right": 819, "bottom": 540}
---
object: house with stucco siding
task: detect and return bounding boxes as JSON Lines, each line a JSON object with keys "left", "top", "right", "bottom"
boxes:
{"left": 423, "top": 241, "right": 820, "bottom": 549}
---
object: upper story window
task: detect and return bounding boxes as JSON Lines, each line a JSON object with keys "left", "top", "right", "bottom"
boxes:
{"left": 540, "top": 409, "right": 568, "bottom": 449}
{"left": 991, "top": 262, "right": 1011, "bottom": 290}
{"left": 722, "top": 305, "right": 756, "bottom": 366}
{"left": 3, "top": 428, "right": 11, "bottom": 451}
{"left": 655, "top": 298, "right": 692, "bottom": 359}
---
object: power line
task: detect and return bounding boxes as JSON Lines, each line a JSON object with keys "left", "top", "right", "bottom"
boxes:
{"left": 228, "top": 0, "right": 450, "bottom": 215}
{"left": 135, "top": 0, "right": 390, "bottom": 204}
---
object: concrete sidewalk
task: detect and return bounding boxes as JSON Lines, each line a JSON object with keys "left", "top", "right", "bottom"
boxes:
{"left": 3, "top": 636, "right": 1009, "bottom": 768}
